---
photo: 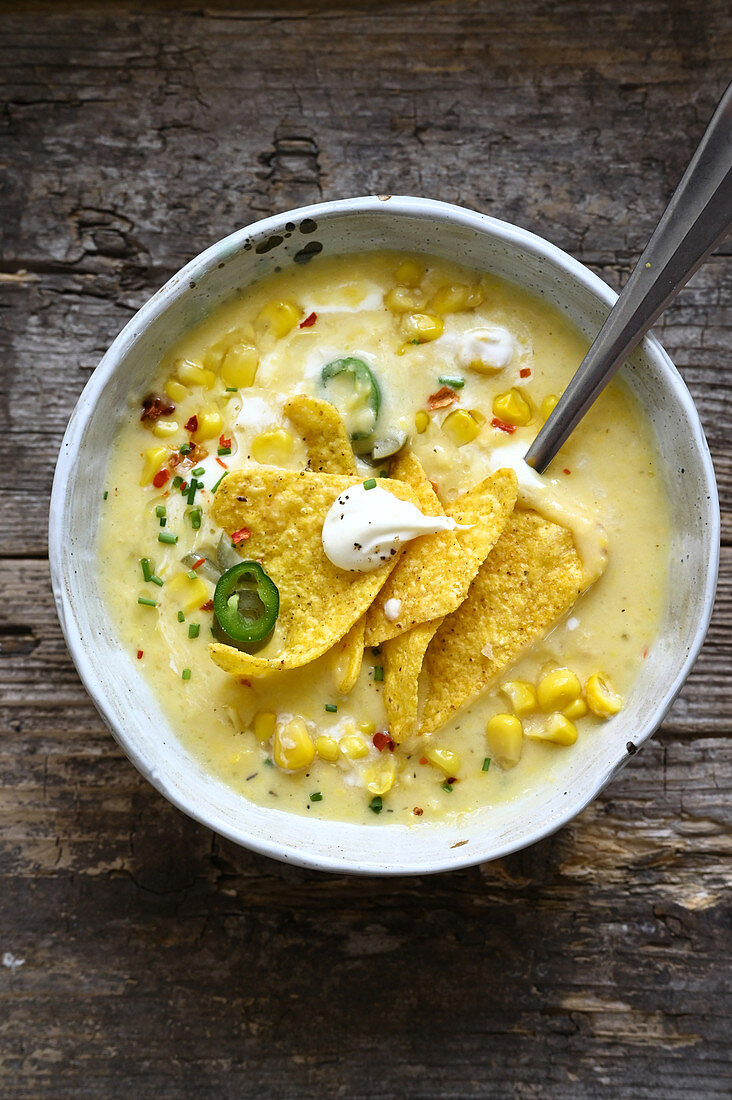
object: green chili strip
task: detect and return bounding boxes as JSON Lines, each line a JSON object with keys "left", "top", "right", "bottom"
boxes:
{"left": 321, "top": 356, "right": 381, "bottom": 441}
{"left": 213, "top": 561, "right": 279, "bottom": 644}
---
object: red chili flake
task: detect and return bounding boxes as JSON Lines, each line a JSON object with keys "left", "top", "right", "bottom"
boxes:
{"left": 519, "top": 368, "right": 532, "bottom": 378}
{"left": 299, "top": 311, "right": 317, "bottom": 328}
{"left": 200, "top": 599, "right": 214, "bottom": 611}
{"left": 140, "top": 393, "right": 175, "bottom": 422}
{"left": 373, "top": 731, "right": 395, "bottom": 753}
{"left": 491, "top": 417, "right": 516, "bottom": 435}
{"left": 231, "top": 527, "right": 251, "bottom": 545}
{"left": 136, "top": 650, "right": 144, "bottom": 660}
{"left": 152, "top": 468, "right": 170, "bottom": 489}
{"left": 642, "top": 646, "right": 649, "bottom": 659}
{"left": 419, "top": 756, "right": 428, "bottom": 766}
{"left": 413, "top": 807, "right": 424, "bottom": 817}
{"left": 427, "top": 385, "right": 459, "bottom": 410}
{"left": 563, "top": 468, "right": 571, "bottom": 475}
{"left": 446, "top": 777, "right": 457, "bottom": 785}
{"left": 191, "top": 557, "right": 206, "bottom": 570}
{"left": 429, "top": 479, "right": 440, "bottom": 496}
{"left": 240, "top": 679, "right": 251, "bottom": 687}
{"left": 184, "top": 414, "right": 198, "bottom": 432}
{"left": 216, "top": 457, "right": 228, "bottom": 469}
{"left": 219, "top": 434, "right": 232, "bottom": 449}
{"left": 179, "top": 480, "right": 188, "bottom": 491}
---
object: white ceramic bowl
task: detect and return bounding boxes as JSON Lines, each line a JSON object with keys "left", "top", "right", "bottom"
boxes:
{"left": 49, "top": 196, "right": 719, "bottom": 875}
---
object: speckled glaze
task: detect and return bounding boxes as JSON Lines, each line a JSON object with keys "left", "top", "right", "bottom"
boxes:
{"left": 49, "top": 196, "right": 720, "bottom": 875}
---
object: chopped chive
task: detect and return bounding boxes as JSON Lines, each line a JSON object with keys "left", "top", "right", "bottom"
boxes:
{"left": 191, "top": 465, "right": 205, "bottom": 476}
{"left": 186, "top": 569, "right": 198, "bottom": 580}
{"left": 439, "top": 375, "right": 465, "bottom": 388}
{"left": 172, "top": 475, "right": 183, "bottom": 489}
{"left": 140, "top": 558, "right": 152, "bottom": 582}
{"left": 151, "top": 575, "right": 164, "bottom": 587}
{"left": 189, "top": 507, "right": 202, "bottom": 530}
{"left": 177, "top": 611, "right": 185, "bottom": 622}
{"left": 369, "top": 796, "right": 383, "bottom": 814}
{"left": 217, "top": 446, "right": 231, "bottom": 456}
{"left": 225, "top": 386, "right": 239, "bottom": 392}
{"left": 411, "top": 338, "right": 420, "bottom": 345}
{"left": 103, "top": 490, "right": 108, "bottom": 500}
{"left": 159, "top": 517, "right": 167, "bottom": 527}
{"left": 363, "top": 478, "right": 377, "bottom": 490}
{"left": 138, "top": 596, "right": 157, "bottom": 607}
{"left": 188, "top": 623, "right": 200, "bottom": 639}
{"left": 482, "top": 757, "right": 491, "bottom": 772}
{"left": 324, "top": 703, "right": 338, "bottom": 713}
{"left": 155, "top": 505, "right": 166, "bottom": 518}
{"left": 373, "top": 666, "right": 384, "bottom": 682}
{"left": 263, "top": 757, "right": 274, "bottom": 767}
{"left": 158, "top": 531, "right": 178, "bottom": 545}
{"left": 181, "top": 668, "right": 191, "bottom": 680}
{"left": 179, "top": 443, "right": 192, "bottom": 455}
{"left": 186, "top": 480, "right": 200, "bottom": 505}
{"left": 371, "top": 646, "right": 381, "bottom": 656}
{"left": 440, "top": 780, "right": 453, "bottom": 792}
{"left": 310, "top": 791, "right": 323, "bottom": 802}
{"left": 212, "top": 471, "right": 229, "bottom": 493}
{"left": 379, "top": 470, "right": 387, "bottom": 477}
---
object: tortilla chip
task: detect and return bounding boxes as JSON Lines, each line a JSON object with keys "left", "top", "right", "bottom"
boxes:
{"left": 382, "top": 621, "right": 441, "bottom": 742}
{"left": 379, "top": 468, "right": 520, "bottom": 737}
{"left": 285, "top": 394, "right": 357, "bottom": 476}
{"left": 420, "top": 508, "right": 586, "bottom": 735}
{"left": 363, "top": 452, "right": 466, "bottom": 646}
{"left": 208, "top": 468, "right": 417, "bottom": 677}
{"left": 332, "top": 616, "right": 365, "bottom": 694}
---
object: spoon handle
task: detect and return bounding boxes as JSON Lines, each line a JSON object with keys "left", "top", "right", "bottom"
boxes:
{"left": 525, "top": 82, "right": 732, "bottom": 473}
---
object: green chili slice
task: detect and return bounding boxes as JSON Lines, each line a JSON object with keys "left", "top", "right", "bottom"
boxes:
{"left": 213, "top": 561, "right": 279, "bottom": 645}
{"left": 321, "top": 356, "right": 381, "bottom": 441}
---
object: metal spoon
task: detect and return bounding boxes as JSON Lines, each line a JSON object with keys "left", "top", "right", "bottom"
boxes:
{"left": 525, "top": 82, "right": 732, "bottom": 473}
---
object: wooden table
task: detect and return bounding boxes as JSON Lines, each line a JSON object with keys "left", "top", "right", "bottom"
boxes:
{"left": 1, "top": 3, "right": 730, "bottom": 1096}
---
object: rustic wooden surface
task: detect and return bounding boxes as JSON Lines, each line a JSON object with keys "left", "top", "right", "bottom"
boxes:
{"left": 1, "top": 2, "right": 730, "bottom": 1096}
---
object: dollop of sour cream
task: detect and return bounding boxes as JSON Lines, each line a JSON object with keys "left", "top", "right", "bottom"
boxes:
{"left": 457, "top": 326, "right": 515, "bottom": 372}
{"left": 322, "top": 483, "right": 464, "bottom": 572}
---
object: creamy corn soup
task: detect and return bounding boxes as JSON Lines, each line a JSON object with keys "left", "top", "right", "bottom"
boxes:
{"left": 98, "top": 251, "right": 670, "bottom": 825}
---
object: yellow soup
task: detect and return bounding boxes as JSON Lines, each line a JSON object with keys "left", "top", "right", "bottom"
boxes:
{"left": 98, "top": 251, "right": 670, "bottom": 825}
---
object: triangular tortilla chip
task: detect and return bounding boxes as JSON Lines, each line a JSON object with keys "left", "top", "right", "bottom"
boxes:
{"left": 208, "top": 468, "right": 418, "bottom": 677}
{"left": 332, "top": 616, "right": 366, "bottom": 694}
{"left": 420, "top": 508, "right": 587, "bottom": 735}
{"left": 380, "top": 468, "right": 519, "bottom": 739}
{"left": 285, "top": 394, "right": 357, "bottom": 476}
{"left": 363, "top": 452, "right": 468, "bottom": 646}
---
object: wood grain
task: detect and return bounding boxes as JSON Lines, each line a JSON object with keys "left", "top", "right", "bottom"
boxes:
{"left": 0, "top": 2, "right": 730, "bottom": 1097}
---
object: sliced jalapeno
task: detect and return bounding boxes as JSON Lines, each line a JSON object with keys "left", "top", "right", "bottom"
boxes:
{"left": 321, "top": 357, "right": 381, "bottom": 441}
{"left": 213, "top": 561, "right": 279, "bottom": 645}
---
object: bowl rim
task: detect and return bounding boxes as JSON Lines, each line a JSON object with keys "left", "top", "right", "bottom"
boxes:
{"left": 49, "top": 194, "right": 721, "bottom": 875}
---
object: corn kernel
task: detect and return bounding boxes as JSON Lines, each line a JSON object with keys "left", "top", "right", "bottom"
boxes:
{"left": 165, "top": 379, "right": 188, "bottom": 402}
{"left": 220, "top": 343, "right": 259, "bottom": 389}
{"left": 193, "top": 408, "right": 224, "bottom": 442}
{"left": 563, "top": 696, "right": 588, "bottom": 720}
{"left": 139, "top": 445, "right": 168, "bottom": 486}
{"left": 401, "top": 312, "right": 444, "bottom": 343}
{"left": 500, "top": 680, "right": 537, "bottom": 716}
{"left": 256, "top": 300, "right": 301, "bottom": 338}
{"left": 385, "top": 286, "right": 425, "bottom": 313}
{"left": 528, "top": 713, "right": 577, "bottom": 746}
{"left": 340, "top": 734, "right": 369, "bottom": 760}
{"left": 469, "top": 408, "right": 487, "bottom": 427}
{"left": 585, "top": 673, "right": 624, "bottom": 718}
{"left": 363, "top": 754, "right": 396, "bottom": 796}
{"left": 394, "top": 259, "right": 423, "bottom": 286}
{"left": 175, "top": 358, "right": 216, "bottom": 389}
{"left": 442, "top": 409, "right": 481, "bottom": 447}
{"left": 251, "top": 428, "right": 293, "bottom": 465}
{"left": 315, "top": 735, "right": 340, "bottom": 763}
{"left": 486, "top": 713, "right": 523, "bottom": 769}
{"left": 415, "top": 410, "right": 430, "bottom": 434}
{"left": 540, "top": 394, "right": 559, "bottom": 421}
{"left": 492, "top": 388, "right": 532, "bottom": 427}
{"left": 425, "top": 747, "right": 462, "bottom": 776}
{"left": 428, "top": 282, "right": 483, "bottom": 314}
{"left": 537, "top": 668, "right": 582, "bottom": 712}
{"left": 253, "top": 711, "right": 276, "bottom": 744}
{"left": 166, "top": 573, "right": 209, "bottom": 615}
{"left": 358, "top": 721, "right": 376, "bottom": 738}
{"left": 152, "top": 418, "right": 179, "bottom": 439}
{"left": 274, "top": 718, "right": 315, "bottom": 771}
